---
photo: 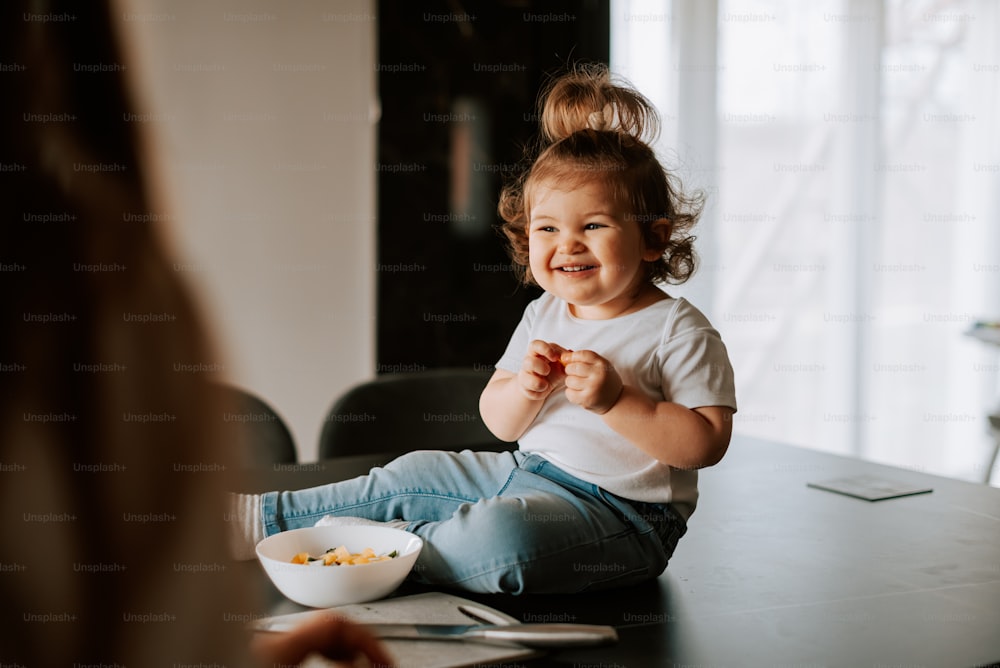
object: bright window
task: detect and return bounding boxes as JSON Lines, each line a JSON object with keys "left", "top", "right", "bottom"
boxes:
{"left": 612, "top": 0, "right": 1000, "bottom": 484}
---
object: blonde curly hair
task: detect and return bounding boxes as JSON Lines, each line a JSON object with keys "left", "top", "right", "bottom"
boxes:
{"left": 498, "top": 64, "right": 704, "bottom": 286}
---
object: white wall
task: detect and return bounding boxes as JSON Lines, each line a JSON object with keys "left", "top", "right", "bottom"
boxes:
{"left": 120, "top": 0, "right": 377, "bottom": 461}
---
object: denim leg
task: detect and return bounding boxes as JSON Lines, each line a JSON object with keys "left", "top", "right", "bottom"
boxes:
{"left": 407, "top": 455, "right": 669, "bottom": 594}
{"left": 261, "top": 450, "right": 521, "bottom": 535}
{"left": 261, "top": 450, "right": 671, "bottom": 595}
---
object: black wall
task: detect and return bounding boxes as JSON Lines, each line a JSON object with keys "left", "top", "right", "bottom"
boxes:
{"left": 376, "top": 0, "right": 610, "bottom": 373}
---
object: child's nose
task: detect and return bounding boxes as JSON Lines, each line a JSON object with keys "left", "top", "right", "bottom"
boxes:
{"left": 557, "top": 231, "right": 585, "bottom": 253}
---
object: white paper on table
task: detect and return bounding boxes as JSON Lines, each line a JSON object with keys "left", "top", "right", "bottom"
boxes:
{"left": 260, "top": 592, "right": 540, "bottom": 668}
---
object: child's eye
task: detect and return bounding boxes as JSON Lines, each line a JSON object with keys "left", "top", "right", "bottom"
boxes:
{"left": 584, "top": 222, "right": 605, "bottom": 230}
{"left": 534, "top": 225, "right": 557, "bottom": 233}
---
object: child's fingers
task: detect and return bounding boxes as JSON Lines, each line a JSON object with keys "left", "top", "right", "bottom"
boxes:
{"left": 519, "top": 363, "right": 549, "bottom": 393}
{"left": 524, "top": 351, "right": 561, "bottom": 379}
{"left": 561, "top": 349, "right": 604, "bottom": 376}
{"left": 527, "top": 339, "right": 555, "bottom": 360}
{"left": 563, "top": 349, "right": 603, "bottom": 364}
{"left": 549, "top": 342, "right": 571, "bottom": 360}
{"left": 529, "top": 339, "right": 569, "bottom": 363}
{"left": 560, "top": 349, "right": 623, "bottom": 413}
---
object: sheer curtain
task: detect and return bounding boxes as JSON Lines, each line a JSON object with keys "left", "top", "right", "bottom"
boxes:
{"left": 611, "top": 0, "right": 1000, "bottom": 484}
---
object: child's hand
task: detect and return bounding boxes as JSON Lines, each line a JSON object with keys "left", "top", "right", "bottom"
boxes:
{"left": 517, "top": 340, "right": 571, "bottom": 400}
{"left": 561, "top": 350, "right": 624, "bottom": 414}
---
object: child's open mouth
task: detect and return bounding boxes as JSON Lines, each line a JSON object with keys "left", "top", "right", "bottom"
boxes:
{"left": 557, "top": 265, "right": 597, "bottom": 273}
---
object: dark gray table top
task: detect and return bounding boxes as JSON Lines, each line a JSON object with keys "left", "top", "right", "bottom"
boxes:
{"left": 241, "top": 435, "right": 1000, "bottom": 667}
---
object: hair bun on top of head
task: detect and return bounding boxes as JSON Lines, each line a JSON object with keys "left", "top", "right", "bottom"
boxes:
{"left": 539, "top": 63, "right": 659, "bottom": 144}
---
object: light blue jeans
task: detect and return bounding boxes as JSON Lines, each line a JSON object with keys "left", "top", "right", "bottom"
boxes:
{"left": 261, "top": 450, "right": 686, "bottom": 594}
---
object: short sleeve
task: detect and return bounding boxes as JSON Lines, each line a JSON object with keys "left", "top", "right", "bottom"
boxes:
{"left": 495, "top": 299, "right": 539, "bottom": 373}
{"left": 658, "top": 306, "right": 737, "bottom": 412}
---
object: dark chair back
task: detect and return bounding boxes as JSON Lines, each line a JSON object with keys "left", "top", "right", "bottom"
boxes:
{"left": 217, "top": 384, "right": 297, "bottom": 468}
{"left": 318, "top": 368, "right": 511, "bottom": 459}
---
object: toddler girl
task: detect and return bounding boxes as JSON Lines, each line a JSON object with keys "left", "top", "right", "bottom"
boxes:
{"left": 230, "top": 65, "right": 736, "bottom": 595}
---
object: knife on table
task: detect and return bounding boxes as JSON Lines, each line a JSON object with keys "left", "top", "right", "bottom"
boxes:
{"left": 255, "top": 618, "right": 618, "bottom": 648}
{"left": 365, "top": 622, "right": 617, "bottom": 647}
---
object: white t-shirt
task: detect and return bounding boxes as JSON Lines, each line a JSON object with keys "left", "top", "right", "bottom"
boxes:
{"left": 495, "top": 291, "right": 737, "bottom": 519}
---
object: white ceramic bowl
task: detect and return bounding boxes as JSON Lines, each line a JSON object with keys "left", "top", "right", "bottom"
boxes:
{"left": 256, "top": 525, "right": 423, "bottom": 608}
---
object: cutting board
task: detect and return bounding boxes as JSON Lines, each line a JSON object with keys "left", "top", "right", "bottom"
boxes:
{"left": 259, "top": 592, "right": 539, "bottom": 668}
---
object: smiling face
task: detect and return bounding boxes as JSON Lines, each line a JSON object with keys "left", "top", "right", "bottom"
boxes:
{"left": 527, "top": 178, "right": 666, "bottom": 319}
